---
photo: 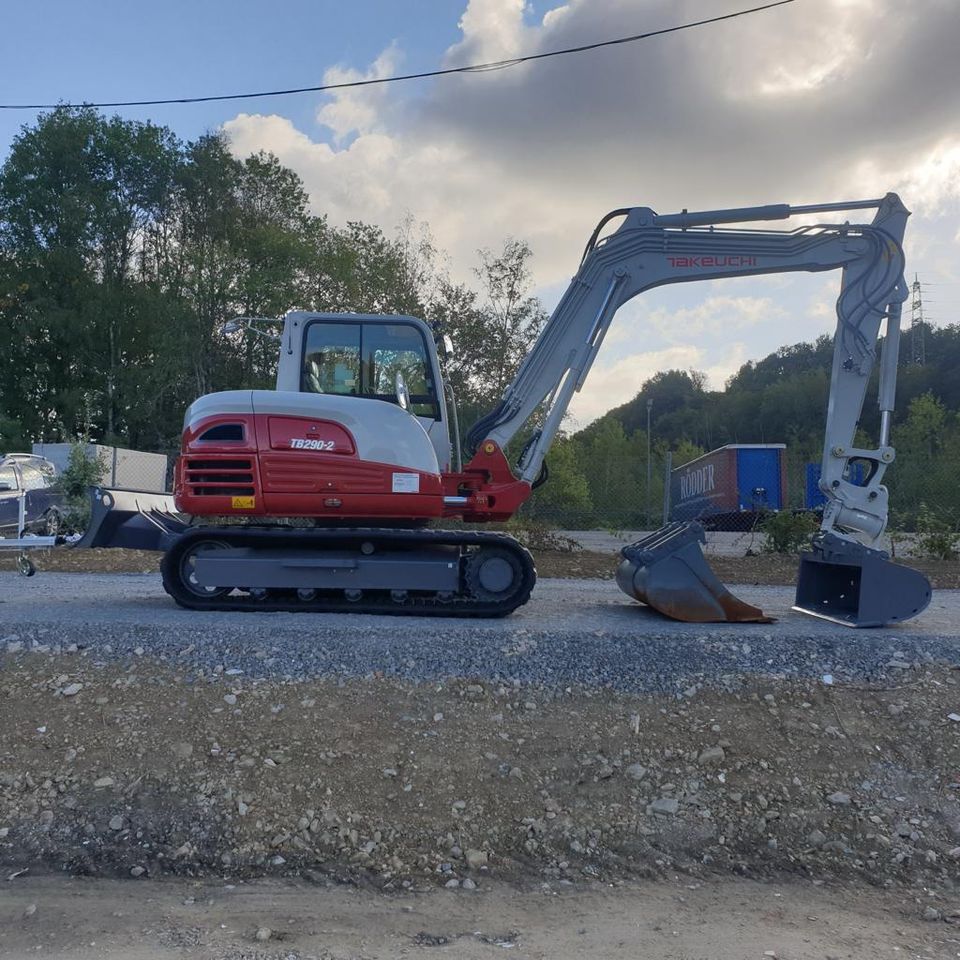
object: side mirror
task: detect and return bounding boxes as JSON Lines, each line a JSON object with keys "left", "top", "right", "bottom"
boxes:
{"left": 442, "top": 334, "right": 454, "bottom": 358}
{"left": 0, "top": 481, "right": 14, "bottom": 491}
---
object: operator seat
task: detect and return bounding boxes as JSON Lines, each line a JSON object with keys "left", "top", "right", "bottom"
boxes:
{"left": 305, "top": 357, "right": 324, "bottom": 393}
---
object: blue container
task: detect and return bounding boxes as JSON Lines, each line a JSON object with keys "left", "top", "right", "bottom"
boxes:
{"left": 805, "top": 462, "right": 826, "bottom": 509}
{"left": 805, "top": 461, "right": 865, "bottom": 509}
{"left": 671, "top": 444, "right": 786, "bottom": 522}
{"left": 736, "top": 446, "right": 784, "bottom": 512}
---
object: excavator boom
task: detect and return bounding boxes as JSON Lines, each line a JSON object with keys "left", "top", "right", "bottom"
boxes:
{"left": 463, "top": 193, "right": 930, "bottom": 626}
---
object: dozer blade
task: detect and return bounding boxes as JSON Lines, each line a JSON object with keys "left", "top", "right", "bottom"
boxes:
{"left": 73, "top": 487, "right": 189, "bottom": 552}
{"left": 616, "top": 521, "right": 773, "bottom": 623}
{"left": 794, "top": 532, "right": 931, "bottom": 627}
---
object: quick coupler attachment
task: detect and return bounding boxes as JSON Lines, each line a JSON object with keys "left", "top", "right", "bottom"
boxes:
{"left": 617, "top": 521, "right": 773, "bottom": 623}
{"left": 793, "top": 532, "right": 931, "bottom": 627}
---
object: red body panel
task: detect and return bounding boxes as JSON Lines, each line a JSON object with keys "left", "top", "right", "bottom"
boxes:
{"left": 175, "top": 413, "right": 532, "bottom": 523}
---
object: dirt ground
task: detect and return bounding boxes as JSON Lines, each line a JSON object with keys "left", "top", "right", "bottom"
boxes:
{"left": 3, "top": 659, "right": 960, "bottom": 890}
{"left": 5, "top": 545, "right": 960, "bottom": 589}
{"left": 3, "top": 873, "right": 958, "bottom": 959}
{"left": 3, "top": 547, "right": 960, "bottom": 958}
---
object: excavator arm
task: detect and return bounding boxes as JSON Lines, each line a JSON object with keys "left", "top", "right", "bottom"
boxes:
{"left": 468, "top": 194, "right": 908, "bottom": 547}
{"left": 465, "top": 193, "right": 931, "bottom": 626}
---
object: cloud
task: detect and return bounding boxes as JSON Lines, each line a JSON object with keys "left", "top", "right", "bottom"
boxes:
{"left": 643, "top": 296, "right": 789, "bottom": 343}
{"left": 566, "top": 345, "right": 705, "bottom": 427}
{"left": 222, "top": 0, "right": 960, "bottom": 424}
{"left": 316, "top": 43, "right": 404, "bottom": 142}
{"left": 444, "top": 0, "right": 529, "bottom": 64}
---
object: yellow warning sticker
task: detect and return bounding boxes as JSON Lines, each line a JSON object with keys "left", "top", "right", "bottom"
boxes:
{"left": 231, "top": 496, "right": 255, "bottom": 510}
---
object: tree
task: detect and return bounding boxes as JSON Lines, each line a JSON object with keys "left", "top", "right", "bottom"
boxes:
{"left": 430, "top": 239, "right": 548, "bottom": 441}
{"left": 524, "top": 436, "right": 593, "bottom": 525}
{"left": 0, "top": 106, "right": 181, "bottom": 443}
{"left": 899, "top": 391, "right": 947, "bottom": 457}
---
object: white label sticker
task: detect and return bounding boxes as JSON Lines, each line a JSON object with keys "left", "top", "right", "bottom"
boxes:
{"left": 392, "top": 472, "right": 420, "bottom": 493}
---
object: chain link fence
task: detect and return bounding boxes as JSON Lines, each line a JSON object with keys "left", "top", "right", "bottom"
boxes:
{"left": 38, "top": 434, "right": 958, "bottom": 559}
{"left": 523, "top": 441, "right": 960, "bottom": 559}
{"left": 31, "top": 442, "right": 169, "bottom": 493}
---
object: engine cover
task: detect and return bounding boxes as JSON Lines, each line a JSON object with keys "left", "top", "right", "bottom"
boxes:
{"left": 175, "top": 390, "right": 445, "bottom": 520}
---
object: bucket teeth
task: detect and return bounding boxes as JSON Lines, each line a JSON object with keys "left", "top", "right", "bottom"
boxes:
{"left": 73, "top": 487, "right": 187, "bottom": 552}
{"left": 794, "top": 533, "right": 931, "bottom": 627}
{"left": 617, "top": 522, "right": 773, "bottom": 624}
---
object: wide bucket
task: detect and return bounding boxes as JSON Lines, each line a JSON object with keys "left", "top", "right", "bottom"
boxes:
{"left": 617, "top": 521, "right": 773, "bottom": 623}
{"left": 73, "top": 487, "right": 188, "bottom": 552}
{"left": 794, "top": 533, "right": 931, "bottom": 627}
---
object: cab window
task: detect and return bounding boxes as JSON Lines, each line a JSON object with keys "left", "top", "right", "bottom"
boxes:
{"left": 19, "top": 466, "right": 48, "bottom": 491}
{"left": 0, "top": 465, "right": 18, "bottom": 491}
{"left": 301, "top": 321, "right": 439, "bottom": 419}
{"left": 302, "top": 323, "right": 361, "bottom": 395}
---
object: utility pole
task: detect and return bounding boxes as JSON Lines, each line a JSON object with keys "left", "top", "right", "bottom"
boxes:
{"left": 910, "top": 273, "right": 926, "bottom": 366}
{"left": 646, "top": 398, "right": 654, "bottom": 528}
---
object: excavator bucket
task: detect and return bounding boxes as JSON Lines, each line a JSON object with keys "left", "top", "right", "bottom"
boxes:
{"left": 616, "top": 522, "right": 773, "bottom": 623}
{"left": 794, "top": 533, "right": 931, "bottom": 627}
{"left": 73, "top": 487, "right": 188, "bottom": 552}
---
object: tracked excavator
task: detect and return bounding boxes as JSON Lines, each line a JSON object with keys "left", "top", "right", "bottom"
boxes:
{"left": 75, "top": 193, "right": 932, "bottom": 627}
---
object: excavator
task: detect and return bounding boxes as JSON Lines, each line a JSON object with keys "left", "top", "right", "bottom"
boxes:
{"left": 73, "top": 193, "right": 931, "bottom": 628}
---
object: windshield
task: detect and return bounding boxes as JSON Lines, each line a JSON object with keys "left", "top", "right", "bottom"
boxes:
{"left": 301, "top": 321, "right": 440, "bottom": 419}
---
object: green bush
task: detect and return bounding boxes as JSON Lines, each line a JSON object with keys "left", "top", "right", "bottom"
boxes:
{"left": 504, "top": 515, "right": 581, "bottom": 553}
{"left": 54, "top": 443, "right": 107, "bottom": 533}
{"left": 915, "top": 503, "right": 958, "bottom": 561}
{"left": 760, "top": 510, "right": 818, "bottom": 555}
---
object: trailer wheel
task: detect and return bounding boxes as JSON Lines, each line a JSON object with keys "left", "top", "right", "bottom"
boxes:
{"left": 17, "top": 554, "right": 36, "bottom": 577}
{"left": 43, "top": 509, "right": 61, "bottom": 537}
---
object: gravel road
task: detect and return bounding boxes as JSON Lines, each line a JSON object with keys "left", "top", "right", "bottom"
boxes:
{"left": 2, "top": 572, "right": 957, "bottom": 693}
{"left": 558, "top": 528, "right": 920, "bottom": 557}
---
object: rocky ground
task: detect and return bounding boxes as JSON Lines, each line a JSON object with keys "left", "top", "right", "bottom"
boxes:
{"left": 2, "top": 648, "right": 960, "bottom": 891}
{"left": 2, "top": 566, "right": 960, "bottom": 957}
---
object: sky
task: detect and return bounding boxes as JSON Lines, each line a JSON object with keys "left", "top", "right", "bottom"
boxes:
{"left": 2, "top": 0, "right": 960, "bottom": 428}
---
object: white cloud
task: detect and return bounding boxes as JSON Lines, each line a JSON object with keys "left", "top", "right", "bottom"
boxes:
{"left": 566, "top": 345, "right": 704, "bottom": 427}
{"left": 644, "top": 296, "right": 789, "bottom": 343}
{"left": 222, "top": 0, "right": 960, "bottom": 425}
{"left": 316, "top": 43, "right": 403, "bottom": 142}
{"left": 445, "top": 0, "right": 529, "bottom": 65}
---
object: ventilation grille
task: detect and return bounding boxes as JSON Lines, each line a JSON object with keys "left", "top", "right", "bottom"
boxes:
{"left": 185, "top": 458, "right": 254, "bottom": 497}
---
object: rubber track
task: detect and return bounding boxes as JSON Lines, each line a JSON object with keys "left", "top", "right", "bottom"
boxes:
{"left": 161, "top": 526, "right": 536, "bottom": 618}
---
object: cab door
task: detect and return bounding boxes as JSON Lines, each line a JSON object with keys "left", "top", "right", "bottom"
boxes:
{"left": 0, "top": 462, "right": 21, "bottom": 532}
{"left": 19, "top": 464, "right": 55, "bottom": 528}
{"left": 295, "top": 315, "right": 453, "bottom": 471}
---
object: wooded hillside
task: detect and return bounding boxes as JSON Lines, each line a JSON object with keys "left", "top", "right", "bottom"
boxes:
{"left": 1, "top": 107, "right": 956, "bottom": 533}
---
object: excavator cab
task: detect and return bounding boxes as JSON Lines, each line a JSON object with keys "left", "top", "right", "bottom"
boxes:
{"left": 281, "top": 314, "right": 453, "bottom": 472}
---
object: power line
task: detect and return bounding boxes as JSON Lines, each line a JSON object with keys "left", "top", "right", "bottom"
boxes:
{"left": 0, "top": 0, "right": 797, "bottom": 110}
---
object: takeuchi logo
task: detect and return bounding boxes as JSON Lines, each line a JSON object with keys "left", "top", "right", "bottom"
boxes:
{"left": 666, "top": 255, "right": 758, "bottom": 268}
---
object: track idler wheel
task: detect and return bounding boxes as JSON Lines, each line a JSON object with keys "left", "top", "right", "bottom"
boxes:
{"left": 175, "top": 538, "right": 232, "bottom": 601}
{"left": 465, "top": 546, "right": 526, "bottom": 603}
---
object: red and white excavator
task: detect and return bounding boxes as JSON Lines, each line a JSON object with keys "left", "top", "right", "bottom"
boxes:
{"left": 74, "top": 193, "right": 931, "bottom": 627}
